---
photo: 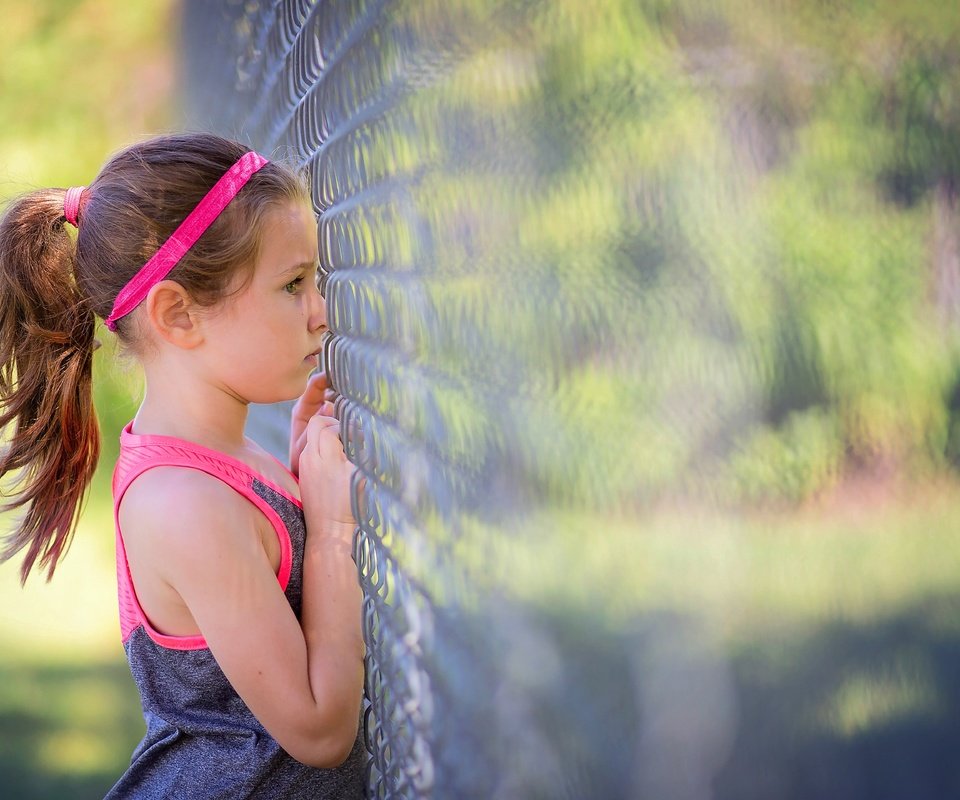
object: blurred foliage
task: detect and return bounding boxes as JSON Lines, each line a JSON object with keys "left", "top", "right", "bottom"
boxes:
{"left": 0, "top": 0, "right": 175, "bottom": 190}
{"left": 327, "top": 0, "right": 960, "bottom": 513}
{"left": 530, "top": 0, "right": 960, "bottom": 507}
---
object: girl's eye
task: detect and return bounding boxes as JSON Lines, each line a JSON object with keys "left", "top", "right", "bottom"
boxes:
{"left": 284, "top": 277, "right": 305, "bottom": 294}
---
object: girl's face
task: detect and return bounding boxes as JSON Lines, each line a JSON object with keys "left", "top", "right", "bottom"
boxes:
{"left": 200, "top": 200, "right": 327, "bottom": 404}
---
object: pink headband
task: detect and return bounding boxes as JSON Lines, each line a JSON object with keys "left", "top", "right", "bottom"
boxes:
{"left": 64, "top": 186, "right": 84, "bottom": 227}
{"left": 103, "top": 151, "right": 269, "bottom": 332}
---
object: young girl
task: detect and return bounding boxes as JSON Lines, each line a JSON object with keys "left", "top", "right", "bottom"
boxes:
{"left": 0, "top": 133, "right": 366, "bottom": 798}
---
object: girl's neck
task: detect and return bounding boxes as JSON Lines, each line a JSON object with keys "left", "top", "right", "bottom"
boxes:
{"left": 133, "top": 369, "right": 250, "bottom": 455}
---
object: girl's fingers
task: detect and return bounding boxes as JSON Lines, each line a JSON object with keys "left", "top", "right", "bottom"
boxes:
{"left": 291, "top": 372, "right": 329, "bottom": 425}
{"left": 290, "top": 374, "right": 332, "bottom": 468}
{"left": 306, "top": 415, "right": 341, "bottom": 444}
{"left": 290, "top": 429, "right": 308, "bottom": 477}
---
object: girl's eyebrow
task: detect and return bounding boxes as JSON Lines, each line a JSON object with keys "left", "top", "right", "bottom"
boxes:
{"left": 275, "top": 260, "right": 318, "bottom": 278}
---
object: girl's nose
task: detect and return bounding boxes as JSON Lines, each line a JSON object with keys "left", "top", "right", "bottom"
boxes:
{"left": 308, "top": 275, "right": 327, "bottom": 333}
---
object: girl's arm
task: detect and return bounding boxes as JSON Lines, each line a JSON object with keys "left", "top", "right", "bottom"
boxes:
{"left": 294, "top": 409, "right": 366, "bottom": 759}
{"left": 121, "top": 413, "right": 363, "bottom": 768}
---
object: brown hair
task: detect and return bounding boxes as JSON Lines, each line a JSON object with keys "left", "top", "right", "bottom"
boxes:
{"left": 0, "top": 133, "right": 309, "bottom": 583}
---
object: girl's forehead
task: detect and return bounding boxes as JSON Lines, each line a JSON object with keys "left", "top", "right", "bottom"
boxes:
{"left": 262, "top": 201, "right": 316, "bottom": 240}
{"left": 256, "top": 203, "right": 318, "bottom": 273}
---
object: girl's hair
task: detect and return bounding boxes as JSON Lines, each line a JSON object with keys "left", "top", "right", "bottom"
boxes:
{"left": 0, "top": 132, "right": 309, "bottom": 583}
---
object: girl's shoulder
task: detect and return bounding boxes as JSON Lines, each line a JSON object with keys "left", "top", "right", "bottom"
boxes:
{"left": 118, "top": 464, "right": 256, "bottom": 540}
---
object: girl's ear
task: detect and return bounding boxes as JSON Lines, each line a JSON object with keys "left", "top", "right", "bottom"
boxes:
{"left": 144, "top": 280, "right": 204, "bottom": 349}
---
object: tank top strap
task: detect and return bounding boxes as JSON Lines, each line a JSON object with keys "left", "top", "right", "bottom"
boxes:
{"left": 113, "top": 422, "right": 301, "bottom": 504}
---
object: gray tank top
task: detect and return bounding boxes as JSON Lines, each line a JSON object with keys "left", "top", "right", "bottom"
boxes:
{"left": 106, "top": 423, "right": 366, "bottom": 799}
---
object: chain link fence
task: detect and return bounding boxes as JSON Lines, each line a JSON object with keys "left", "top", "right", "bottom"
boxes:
{"left": 182, "top": 3, "right": 664, "bottom": 796}
{"left": 179, "top": 2, "right": 960, "bottom": 798}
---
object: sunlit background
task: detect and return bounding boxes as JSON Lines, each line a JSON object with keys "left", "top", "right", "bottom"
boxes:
{"left": 3, "top": 1, "right": 960, "bottom": 797}
{"left": 0, "top": 2, "right": 173, "bottom": 796}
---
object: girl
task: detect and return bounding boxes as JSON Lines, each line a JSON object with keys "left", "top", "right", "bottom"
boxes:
{"left": 0, "top": 133, "right": 366, "bottom": 798}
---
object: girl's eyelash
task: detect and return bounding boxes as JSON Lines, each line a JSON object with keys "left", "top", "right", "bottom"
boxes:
{"left": 285, "top": 267, "right": 321, "bottom": 294}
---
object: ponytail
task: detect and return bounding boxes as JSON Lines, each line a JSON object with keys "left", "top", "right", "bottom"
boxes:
{"left": 0, "top": 190, "right": 100, "bottom": 584}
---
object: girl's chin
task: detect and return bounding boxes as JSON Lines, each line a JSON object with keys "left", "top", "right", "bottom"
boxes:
{"left": 249, "top": 375, "right": 314, "bottom": 405}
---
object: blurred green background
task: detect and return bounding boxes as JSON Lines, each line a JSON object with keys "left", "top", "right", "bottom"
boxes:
{"left": 2, "top": 0, "right": 960, "bottom": 797}
{"left": 0, "top": 2, "right": 173, "bottom": 795}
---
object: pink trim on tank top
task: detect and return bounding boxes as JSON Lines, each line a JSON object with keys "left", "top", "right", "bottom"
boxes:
{"left": 114, "top": 422, "right": 302, "bottom": 651}
{"left": 120, "top": 423, "right": 302, "bottom": 507}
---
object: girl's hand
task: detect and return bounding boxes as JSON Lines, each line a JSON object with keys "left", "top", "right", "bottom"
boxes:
{"left": 298, "top": 408, "right": 357, "bottom": 530}
{"left": 289, "top": 371, "right": 336, "bottom": 478}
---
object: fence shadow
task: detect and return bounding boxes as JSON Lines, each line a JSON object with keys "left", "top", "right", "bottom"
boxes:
{"left": 716, "top": 594, "right": 960, "bottom": 800}
{"left": 422, "top": 593, "right": 960, "bottom": 799}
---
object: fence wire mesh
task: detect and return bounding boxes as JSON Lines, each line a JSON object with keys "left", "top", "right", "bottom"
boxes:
{"left": 183, "top": 3, "right": 660, "bottom": 796}
{"left": 180, "top": 1, "right": 960, "bottom": 798}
